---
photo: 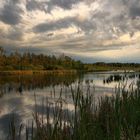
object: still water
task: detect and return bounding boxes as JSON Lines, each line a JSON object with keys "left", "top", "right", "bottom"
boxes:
{"left": 0, "top": 71, "right": 140, "bottom": 139}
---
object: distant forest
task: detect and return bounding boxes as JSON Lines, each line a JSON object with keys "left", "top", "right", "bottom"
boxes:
{"left": 0, "top": 47, "right": 140, "bottom": 71}
{"left": 85, "top": 62, "right": 140, "bottom": 71}
{"left": 0, "top": 47, "right": 84, "bottom": 71}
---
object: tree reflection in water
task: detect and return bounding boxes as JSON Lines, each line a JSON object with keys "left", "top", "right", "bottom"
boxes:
{"left": 0, "top": 73, "right": 82, "bottom": 97}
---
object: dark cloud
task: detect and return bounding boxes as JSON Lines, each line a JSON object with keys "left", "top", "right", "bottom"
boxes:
{"left": 121, "top": 0, "right": 140, "bottom": 18}
{"left": 47, "top": 32, "right": 54, "bottom": 37}
{"left": 26, "top": 0, "right": 81, "bottom": 12}
{"left": 26, "top": 0, "right": 46, "bottom": 11}
{"left": 130, "top": 6, "right": 140, "bottom": 18}
{"left": 33, "top": 18, "right": 70, "bottom": 33}
{"left": 11, "top": 0, "right": 21, "bottom": 4}
{"left": 33, "top": 16, "right": 95, "bottom": 34}
{"left": 0, "top": 3, "right": 24, "bottom": 25}
{"left": 48, "top": 0, "right": 80, "bottom": 10}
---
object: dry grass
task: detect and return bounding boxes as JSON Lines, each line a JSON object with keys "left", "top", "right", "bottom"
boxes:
{"left": 0, "top": 70, "right": 77, "bottom": 76}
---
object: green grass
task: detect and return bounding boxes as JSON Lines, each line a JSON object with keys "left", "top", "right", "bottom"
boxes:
{"left": 8, "top": 83, "right": 140, "bottom": 140}
{"left": 84, "top": 64, "right": 140, "bottom": 72}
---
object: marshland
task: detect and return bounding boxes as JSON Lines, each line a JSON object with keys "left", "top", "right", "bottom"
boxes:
{"left": 0, "top": 47, "right": 140, "bottom": 139}
{"left": 0, "top": 0, "right": 140, "bottom": 138}
{"left": 0, "top": 70, "right": 140, "bottom": 140}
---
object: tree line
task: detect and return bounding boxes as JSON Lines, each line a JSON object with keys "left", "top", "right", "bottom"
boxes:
{"left": 93, "top": 62, "right": 140, "bottom": 67}
{"left": 85, "top": 62, "right": 140, "bottom": 72}
{"left": 0, "top": 47, "right": 84, "bottom": 71}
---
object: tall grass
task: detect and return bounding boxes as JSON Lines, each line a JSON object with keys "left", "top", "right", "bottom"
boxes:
{"left": 8, "top": 82, "right": 140, "bottom": 140}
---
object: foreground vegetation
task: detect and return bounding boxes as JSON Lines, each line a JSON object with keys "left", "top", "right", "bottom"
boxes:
{"left": 8, "top": 82, "right": 140, "bottom": 140}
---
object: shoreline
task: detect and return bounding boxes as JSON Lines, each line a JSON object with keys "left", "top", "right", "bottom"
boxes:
{"left": 0, "top": 70, "right": 78, "bottom": 76}
{"left": 0, "top": 69, "right": 139, "bottom": 76}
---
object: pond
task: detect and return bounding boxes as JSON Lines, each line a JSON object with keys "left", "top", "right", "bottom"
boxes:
{"left": 0, "top": 71, "right": 140, "bottom": 139}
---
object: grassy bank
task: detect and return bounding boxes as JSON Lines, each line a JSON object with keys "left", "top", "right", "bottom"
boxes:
{"left": 84, "top": 63, "right": 140, "bottom": 72}
{"left": 7, "top": 83, "right": 140, "bottom": 140}
{"left": 0, "top": 70, "right": 78, "bottom": 76}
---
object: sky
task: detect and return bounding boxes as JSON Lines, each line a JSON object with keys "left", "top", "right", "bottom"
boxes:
{"left": 0, "top": 0, "right": 140, "bottom": 63}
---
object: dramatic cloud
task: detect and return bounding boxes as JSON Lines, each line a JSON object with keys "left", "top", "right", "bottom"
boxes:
{"left": 0, "top": 0, "right": 140, "bottom": 62}
{"left": 26, "top": 0, "right": 81, "bottom": 12}
{"left": 26, "top": 0, "right": 46, "bottom": 11}
{"left": 33, "top": 16, "right": 95, "bottom": 34}
{"left": 0, "top": 1, "right": 24, "bottom": 25}
{"left": 47, "top": 0, "right": 80, "bottom": 10}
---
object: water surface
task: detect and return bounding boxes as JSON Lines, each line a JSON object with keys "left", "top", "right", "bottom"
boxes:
{"left": 0, "top": 71, "right": 139, "bottom": 139}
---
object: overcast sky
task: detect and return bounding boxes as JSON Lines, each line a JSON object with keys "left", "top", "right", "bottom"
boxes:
{"left": 0, "top": 0, "right": 140, "bottom": 63}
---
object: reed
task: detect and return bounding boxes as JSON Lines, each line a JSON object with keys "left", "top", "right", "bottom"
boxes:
{"left": 8, "top": 82, "right": 140, "bottom": 140}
